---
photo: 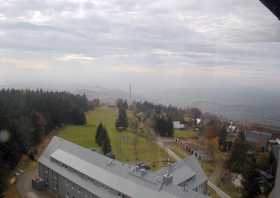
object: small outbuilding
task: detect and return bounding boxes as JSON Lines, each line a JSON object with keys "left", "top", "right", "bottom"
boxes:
{"left": 173, "top": 121, "right": 185, "bottom": 130}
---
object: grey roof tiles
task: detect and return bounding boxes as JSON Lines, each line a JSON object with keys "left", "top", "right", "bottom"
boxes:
{"left": 39, "top": 136, "right": 208, "bottom": 198}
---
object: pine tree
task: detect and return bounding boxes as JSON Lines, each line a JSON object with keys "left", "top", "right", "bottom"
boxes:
{"left": 153, "top": 115, "right": 174, "bottom": 137}
{"left": 0, "top": 89, "right": 89, "bottom": 196}
{"left": 101, "top": 129, "right": 112, "bottom": 154}
{"left": 116, "top": 99, "right": 128, "bottom": 110}
{"left": 95, "top": 123, "right": 104, "bottom": 146}
{"left": 227, "top": 131, "right": 249, "bottom": 173}
{"left": 95, "top": 123, "right": 112, "bottom": 154}
{"left": 219, "top": 126, "right": 227, "bottom": 151}
{"left": 167, "top": 117, "right": 174, "bottom": 137}
{"left": 242, "top": 156, "right": 261, "bottom": 198}
{"left": 115, "top": 108, "right": 128, "bottom": 131}
{"left": 31, "top": 112, "right": 46, "bottom": 145}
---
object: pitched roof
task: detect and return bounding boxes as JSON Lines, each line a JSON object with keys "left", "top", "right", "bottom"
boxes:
{"left": 39, "top": 136, "right": 208, "bottom": 198}
{"left": 156, "top": 155, "right": 208, "bottom": 190}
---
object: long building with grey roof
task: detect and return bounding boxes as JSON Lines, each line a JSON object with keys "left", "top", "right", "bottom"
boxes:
{"left": 37, "top": 136, "right": 208, "bottom": 198}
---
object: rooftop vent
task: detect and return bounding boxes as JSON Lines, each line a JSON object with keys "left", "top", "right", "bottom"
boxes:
{"left": 158, "top": 173, "right": 173, "bottom": 191}
{"left": 139, "top": 168, "right": 147, "bottom": 176}
{"left": 162, "top": 173, "right": 173, "bottom": 185}
{"left": 107, "top": 159, "right": 114, "bottom": 167}
{"left": 131, "top": 165, "right": 148, "bottom": 177}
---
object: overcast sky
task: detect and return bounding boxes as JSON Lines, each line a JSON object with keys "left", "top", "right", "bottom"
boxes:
{"left": 0, "top": 0, "right": 279, "bottom": 93}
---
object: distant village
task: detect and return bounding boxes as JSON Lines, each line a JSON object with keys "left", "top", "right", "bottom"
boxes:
{"left": 172, "top": 116, "right": 280, "bottom": 197}
{"left": 108, "top": 99, "right": 280, "bottom": 197}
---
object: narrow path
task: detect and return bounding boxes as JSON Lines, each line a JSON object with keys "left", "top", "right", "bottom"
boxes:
{"left": 16, "top": 170, "right": 54, "bottom": 198}
{"left": 208, "top": 181, "right": 231, "bottom": 198}
{"left": 156, "top": 138, "right": 180, "bottom": 161}
{"left": 6, "top": 132, "right": 57, "bottom": 198}
{"left": 156, "top": 137, "right": 231, "bottom": 198}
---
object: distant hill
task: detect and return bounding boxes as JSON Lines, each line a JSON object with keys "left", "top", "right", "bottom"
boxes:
{"left": 145, "top": 87, "right": 280, "bottom": 129}
{"left": 2, "top": 82, "right": 280, "bottom": 129}
{"left": 191, "top": 100, "right": 280, "bottom": 129}
{"left": 0, "top": 82, "right": 136, "bottom": 104}
{"left": 73, "top": 86, "right": 129, "bottom": 103}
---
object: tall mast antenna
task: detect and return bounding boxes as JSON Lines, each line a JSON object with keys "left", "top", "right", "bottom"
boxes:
{"left": 129, "top": 84, "right": 132, "bottom": 105}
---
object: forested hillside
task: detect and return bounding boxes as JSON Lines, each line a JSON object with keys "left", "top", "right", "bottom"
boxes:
{"left": 0, "top": 89, "right": 88, "bottom": 196}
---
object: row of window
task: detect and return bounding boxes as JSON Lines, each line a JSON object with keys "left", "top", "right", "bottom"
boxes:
{"left": 193, "top": 182, "right": 207, "bottom": 194}
{"left": 49, "top": 158, "right": 130, "bottom": 198}
{"left": 40, "top": 164, "right": 100, "bottom": 198}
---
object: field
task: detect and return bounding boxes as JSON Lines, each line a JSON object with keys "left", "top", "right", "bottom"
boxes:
{"left": 174, "top": 129, "right": 198, "bottom": 139}
{"left": 59, "top": 106, "right": 169, "bottom": 169}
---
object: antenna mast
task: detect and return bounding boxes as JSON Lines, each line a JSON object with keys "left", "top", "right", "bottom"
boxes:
{"left": 129, "top": 84, "right": 132, "bottom": 105}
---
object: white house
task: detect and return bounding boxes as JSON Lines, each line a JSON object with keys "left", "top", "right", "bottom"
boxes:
{"left": 173, "top": 121, "right": 185, "bottom": 130}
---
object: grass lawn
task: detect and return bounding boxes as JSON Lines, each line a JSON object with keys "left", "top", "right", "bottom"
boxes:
{"left": 199, "top": 160, "right": 215, "bottom": 176}
{"left": 59, "top": 106, "right": 169, "bottom": 169}
{"left": 174, "top": 129, "right": 198, "bottom": 139}
{"left": 59, "top": 125, "right": 99, "bottom": 149}
{"left": 218, "top": 181, "right": 242, "bottom": 198}
{"left": 169, "top": 143, "right": 188, "bottom": 159}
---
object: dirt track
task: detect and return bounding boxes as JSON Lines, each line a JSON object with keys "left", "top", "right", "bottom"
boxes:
{"left": 16, "top": 170, "right": 55, "bottom": 198}
{"left": 16, "top": 132, "right": 56, "bottom": 198}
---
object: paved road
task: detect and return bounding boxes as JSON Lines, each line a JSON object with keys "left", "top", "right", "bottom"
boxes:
{"left": 156, "top": 138, "right": 231, "bottom": 198}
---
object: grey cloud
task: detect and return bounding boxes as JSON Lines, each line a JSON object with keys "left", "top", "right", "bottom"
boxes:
{"left": 0, "top": 0, "right": 279, "bottom": 92}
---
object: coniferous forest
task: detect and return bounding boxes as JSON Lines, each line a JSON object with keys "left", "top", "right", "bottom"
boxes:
{"left": 0, "top": 89, "right": 88, "bottom": 196}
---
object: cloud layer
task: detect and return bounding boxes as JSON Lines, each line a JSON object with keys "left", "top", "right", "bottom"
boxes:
{"left": 0, "top": 0, "right": 279, "bottom": 92}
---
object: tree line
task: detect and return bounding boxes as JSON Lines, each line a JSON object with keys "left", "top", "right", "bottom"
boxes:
{"left": 115, "top": 99, "right": 128, "bottom": 131}
{"left": 133, "top": 101, "right": 185, "bottom": 137}
{"left": 225, "top": 131, "right": 277, "bottom": 198}
{"left": 153, "top": 115, "right": 174, "bottom": 137}
{"left": 133, "top": 101, "right": 186, "bottom": 122}
{"left": 0, "top": 89, "right": 88, "bottom": 197}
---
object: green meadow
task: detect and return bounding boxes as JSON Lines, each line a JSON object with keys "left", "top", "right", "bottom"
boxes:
{"left": 58, "top": 106, "right": 169, "bottom": 168}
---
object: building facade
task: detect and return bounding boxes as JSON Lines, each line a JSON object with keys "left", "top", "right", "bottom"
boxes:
{"left": 37, "top": 136, "right": 208, "bottom": 198}
{"left": 173, "top": 121, "right": 185, "bottom": 130}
